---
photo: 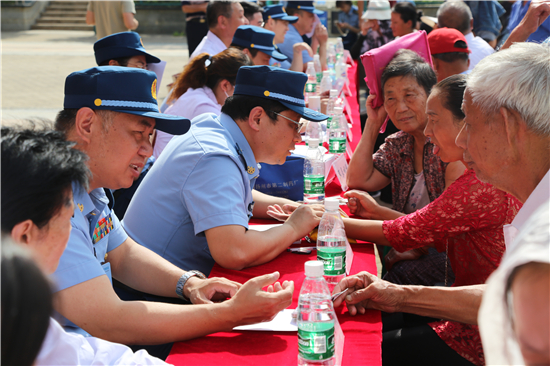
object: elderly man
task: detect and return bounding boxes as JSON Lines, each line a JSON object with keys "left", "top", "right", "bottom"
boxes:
{"left": 437, "top": 0, "right": 494, "bottom": 70}
{"left": 51, "top": 66, "right": 294, "bottom": 360}
{"left": 190, "top": 1, "right": 248, "bottom": 60}
{"left": 123, "top": 66, "right": 326, "bottom": 279}
{"left": 333, "top": 43, "right": 550, "bottom": 365}
{"left": 276, "top": 1, "right": 328, "bottom": 71}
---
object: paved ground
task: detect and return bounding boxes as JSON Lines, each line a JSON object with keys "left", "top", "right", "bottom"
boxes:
{"left": 1, "top": 30, "right": 189, "bottom": 126}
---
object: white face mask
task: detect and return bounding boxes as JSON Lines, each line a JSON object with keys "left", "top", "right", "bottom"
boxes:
{"left": 224, "top": 90, "right": 230, "bottom": 98}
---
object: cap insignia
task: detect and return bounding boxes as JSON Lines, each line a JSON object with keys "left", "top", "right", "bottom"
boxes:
{"left": 94, "top": 99, "right": 102, "bottom": 107}
{"left": 268, "top": 15, "right": 272, "bottom": 19}
{"left": 152, "top": 79, "right": 157, "bottom": 100}
{"left": 297, "top": 5, "right": 301, "bottom": 8}
{"left": 264, "top": 90, "right": 270, "bottom": 97}
{"left": 77, "top": 203, "right": 84, "bottom": 212}
{"left": 250, "top": 43, "right": 255, "bottom": 48}
{"left": 247, "top": 166, "right": 256, "bottom": 174}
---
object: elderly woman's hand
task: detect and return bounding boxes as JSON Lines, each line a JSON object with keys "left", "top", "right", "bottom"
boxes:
{"left": 365, "top": 94, "right": 388, "bottom": 131}
{"left": 332, "top": 271, "right": 403, "bottom": 315}
{"left": 344, "top": 190, "right": 382, "bottom": 219}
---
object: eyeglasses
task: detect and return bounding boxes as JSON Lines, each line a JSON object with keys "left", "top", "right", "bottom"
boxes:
{"left": 269, "top": 111, "right": 304, "bottom": 133}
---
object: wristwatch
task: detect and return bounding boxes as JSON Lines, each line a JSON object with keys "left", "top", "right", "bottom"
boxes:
{"left": 175, "top": 270, "right": 206, "bottom": 301}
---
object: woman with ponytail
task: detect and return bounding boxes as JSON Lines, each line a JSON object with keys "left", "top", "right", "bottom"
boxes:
{"left": 154, "top": 48, "right": 253, "bottom": 157}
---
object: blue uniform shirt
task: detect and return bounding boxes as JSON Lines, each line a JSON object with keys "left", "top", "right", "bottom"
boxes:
{"left": 277, "top": 24, "right": 313, "bottom": 64}
{"left": 270, "top": 45, "right": 291, "bottom": 69}
{"left": 123, "top": 113, "right": 260, "bottom": 276}
{"left": 53, "top": 183, "right": 128, "bottom": 334}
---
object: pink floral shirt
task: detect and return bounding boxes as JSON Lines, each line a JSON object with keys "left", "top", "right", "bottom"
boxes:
{"left": 383, "top": 169, "right": 522, "bottom": 365}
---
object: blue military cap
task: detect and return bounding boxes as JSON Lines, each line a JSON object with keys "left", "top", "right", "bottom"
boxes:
{"left": 232, "top": 25, "right": 288, "bottom": 62}
{"left": 64, "top": 67, "right": 190, "bottom": 135}
{"left": 262, "top": 4, "right": 298, "bottom": 23}
{"left": 94, "top": 32, "right": 161, "bottom": 66}
{"left": 234, "top": 66, "right": 328, "bottom": 122}
{"left": 286, "top": 1, "right": 324, "bottom": 15}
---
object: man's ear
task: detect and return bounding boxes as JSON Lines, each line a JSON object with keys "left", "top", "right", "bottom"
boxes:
{"left": 11, "top": 220, "right": 35, "bottom": 246}
{"left": 108, "top": 59, "right": 120, "bottom": 66}
{"left": 500, "top": 106, "right": 523, "bottom": 154}
{"left": 247, "top": 106, "right": 265, "bottom": 132}
{"left": 242, "top": 48, "right": 252, "bottom": 57}
{"left": 218, "top": 14, "right": 228, "bottom": 29}
{"left": 73, "top": 107, "right": 98, "bottom": 145}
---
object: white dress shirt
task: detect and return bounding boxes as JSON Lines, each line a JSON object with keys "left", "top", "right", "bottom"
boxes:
{"left": 190, "top": 30, "right": 227, "bottom": 61}
{"left": 464, "top": 32, "right": 495, "bottom": 70}
{"left": 36, "top": 318, "right": 167, "bottom": 365}
{"left": 478, "top": 170, "right": 550, "bottom": 365}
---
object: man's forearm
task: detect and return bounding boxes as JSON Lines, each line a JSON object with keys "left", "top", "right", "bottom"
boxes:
{"left": 397, "top": 284, "right": 485, "bottom": 324}
{"left": 346, "top": 123, "right": 379, "bottom": 190}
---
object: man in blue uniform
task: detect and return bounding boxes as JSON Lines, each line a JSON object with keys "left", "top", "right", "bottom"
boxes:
{"left": 230, "top": 25, "right": 288, "bottom": 65}
{"left": 123, "top": 66, "right": 327, "bottom": 277}
{"left": 52, "top": 66, "right": 296, "bottom": 360}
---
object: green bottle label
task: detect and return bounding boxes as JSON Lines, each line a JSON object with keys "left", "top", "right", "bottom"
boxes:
{"left": 329, "top": 137, "right": 346, "bottom": 153}
{"left": 305, "top": 82, "right": 317, "bottom": 93}
{"left": 316, "top": 72, "right": 322, "bottom": 83}
{"left": 327, "top": 116, "right": 333, "bottom": 129}
{"left": 317, "top": 247, "right": 346, "bottom": 275}
{"left": 298, "top": 324, "right": 335, "bottom": 361}
{"left": 304, "top": 176, "right": 325, "bottom": 194}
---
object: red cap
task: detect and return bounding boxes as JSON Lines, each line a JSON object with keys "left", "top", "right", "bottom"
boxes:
{"left": 428, "top": 27, "right": 471, "bottom": 55}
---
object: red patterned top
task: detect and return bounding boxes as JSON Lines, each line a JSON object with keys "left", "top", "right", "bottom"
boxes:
{"left": 382, "top": 169, "right": 522, "bottom": 365}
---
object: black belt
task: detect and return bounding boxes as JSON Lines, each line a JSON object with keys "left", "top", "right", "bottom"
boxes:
{"left": 186, "top": 16, "right": 206, "bottom": 23}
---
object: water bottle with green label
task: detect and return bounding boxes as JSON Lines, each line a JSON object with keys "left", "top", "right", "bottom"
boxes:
{"left": 317, "top": 198, "right": 346, "bottom": 287}
{"left": 303, "top": 138, "right": 325, "bottom": 203}
{"left": 328, "top": 107, "right": 346, "bottom": 154}
{"left": 313, "top": 54, "right": 323, "bottom": 84}
{"left": 325, "top": 90, "right": 338, "bottom": 130}
{"left": 297, "top": 261, "right": 336, "bottom": 366}
{"left": 305, "top": 62, "right": 318, "bottom": 103}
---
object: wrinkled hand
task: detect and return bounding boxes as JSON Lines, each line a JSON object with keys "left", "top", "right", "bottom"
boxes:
{"left": 229, "top": 272, "right": 294, "bottom": 325}
{"left": 344, "top": 190, "right": 381, "bottom": 219}
{"left": 384, "top": 247, "right": 429, "bottom": 271}
{"left": 332, "top": 271, "right": 402, "bottom": 315}
{"left": 293, "top": 42, "right": 314, "bottom": 57}
{"left": 365, "top": 94, "right": 388, "bottom": 131}
{"left": 313, "top": 22, "right": 329, "bottom": 43}
{"left": 519, "top": 0, "right": 550, "bottom": 36}
{"left": 267, "top": 203, "right": 324, "bottom": 221}
{"left": 185, "top": 276, "right": 241, "bottom": 304}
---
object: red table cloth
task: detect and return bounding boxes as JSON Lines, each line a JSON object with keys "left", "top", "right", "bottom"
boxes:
{"left": 167, "top": 62, "right": 382, "bottom": 366}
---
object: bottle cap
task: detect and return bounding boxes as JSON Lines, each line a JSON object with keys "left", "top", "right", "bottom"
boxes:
{"left": 308, "top": 96, "right": 320, "bottom": 111}
{"left": 324, "top": 197, "right": 340, "bottom": 211}
{"left": 323, "top": 70, "right": 330, "bottom": 76}
{"left": 330, "top": 89, "right": 338, "bottom": 97}
{"left": 308, "top": 138, "right": 320, "bottom": 147}
{"left": 304, "top": 260, "right": 324, "bottom": 277}
{"left": 334, "top": 107, "right": 343, "bottom": 114}
{"left": 307, "top": 61, "right": 314, "bottom": 67}
{"left": 314, "top": 54, "right": 320, "bottom": 61}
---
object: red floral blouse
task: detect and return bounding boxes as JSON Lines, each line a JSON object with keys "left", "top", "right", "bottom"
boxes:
{"left": 382, "top": 169, "right": 522, "bottom": 365}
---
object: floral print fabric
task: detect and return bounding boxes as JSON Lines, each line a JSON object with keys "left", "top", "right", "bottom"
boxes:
{"left": 383, "top": 169, "right": 522, "bottom": 365}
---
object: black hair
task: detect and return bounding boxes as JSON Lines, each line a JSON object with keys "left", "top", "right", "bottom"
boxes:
{"left": 241, "top": 1, "right": 263, "bottom": 20}
{"left": 1, "top": 240, "right": 53, "bottom": 366}
{"left": 229, "top": 44, "right": 260, "bottom": 58}
{"left": 1, "top": 126, "right": 89, "bottom": 233}
{"left": 433, "top": 51, "right": 469, "bottom": 63}
{"left": 336, "top": 1, "right": 353, "bottom": 8}
{"left": 437, "top": 1, "right": 472, "bottom": 34}
{"left": 207, "top": 1, "right": 234, "bottom": 29}
{"left": 286, "top": 7, "right": 299, "bottom": 16}
{"left": 98, "top": 56, "right": 133, "bottom": 67}
{"left": 221, "top": 95, "right": 288, "bottom": 122}
{"left": 381, "top": 49, "right": 437, "bottom": 97}
{"left": 392, "top": 2, "right": 418, "bottom": 28}
{"left": 432, "top": 73, "right": 467, "bottom": 122}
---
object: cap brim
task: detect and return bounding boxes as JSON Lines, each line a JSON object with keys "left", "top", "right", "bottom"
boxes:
{"left": 281, "top": 15, "right": 299, "bottom": 23}
{"left": 271, "top": 49, "right": 288, "bottom": 61}
{"left": 113, "top": 109, "right": 190, "bottom": 135}
{"left": 141, "top": 51, "right": 161, "bottom": 64}
{"left": 279, "top": 101, "right": 328, "bottom": 122}
{"left": 311, "top": 9, "right": 324, "bottom": 15}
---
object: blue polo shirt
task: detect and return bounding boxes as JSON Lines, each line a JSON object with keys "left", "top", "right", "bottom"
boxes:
{"left": 122, "top": 113, "right": 260, "bottom": 276}
{"left": 277, "top": 24, "right": 313, "bottom": 64}
{"left": 53, "top": 183, "right": 128, "bottom": 334}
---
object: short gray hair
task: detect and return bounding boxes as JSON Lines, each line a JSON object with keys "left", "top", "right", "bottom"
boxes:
{"left": 466, "top": 42, "right": 550, "bottom": 136}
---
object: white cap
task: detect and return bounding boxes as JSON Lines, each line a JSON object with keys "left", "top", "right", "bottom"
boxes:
{"left": 324, "top": 197, "right": 340, "bottom": 211}
{"left": 307, "top": 61, "right": 314, "bottom": 67}
{"left": 330, "top": 89, "right": 338, "bottom": 97}
{"left": 308, "top": 96, "right": 320, "bottom": 112}
{"left": 308, "top": 138, "right": 320, "bottom": 147}
{"left": 323, "top": 70, "right": 330, "bottom": 76}
{"left": 314, "top": 54, "right": 320, "bottom": 61}
{"left": 334, "top": 107, "right": 343, "bottom": 115}
{"left": 305, "top": 260, "right": 324, "bottom": 277}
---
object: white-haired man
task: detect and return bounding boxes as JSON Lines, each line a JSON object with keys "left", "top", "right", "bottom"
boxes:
{"left": 333, "top": 42, "right": 550, "bottom": 365}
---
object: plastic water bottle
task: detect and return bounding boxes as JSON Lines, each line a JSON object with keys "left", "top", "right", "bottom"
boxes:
{"left": 327, "top": 44, "right": 336, "bottom": 87}
{"left": 297, "top": 261, "right": 336, "bottom": 366}
{"left": 313, "top": 54, "right": 323, "bottom": 84}
{"left": 335, "top": 38, "right": 344, "bottom": 61}
{"left": 320, "top": 71, "right": 332, "bottom": 95}
{"left": 325, "top": 90, "right": 338, "bottom": 129}
{"left": 305, "top": 96, "right": 321, "bottom": 146}
{"left": 334, "top": 56, "right": 348, "bottom": 93}
{"left": 328, "top": 107, "right": 346, "bottom": 154}
{"left": 305, "top": 62, "right": 318, "bottom": 102}
{"left": 303, "top": 138, "right": 325, "bottom": 203}
{"left": 317, "top": 198, "right": 347, "bottom": 287}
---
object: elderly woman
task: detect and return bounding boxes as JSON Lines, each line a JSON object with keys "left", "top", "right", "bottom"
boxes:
{"left": 153, "top": 48, "right": 252, "bottom": 157}
{"left": 336, "top": 75, "right": 521, "bottom": 366}
{"left": 347, "top": 49, "right": 464, "bottom": 286}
